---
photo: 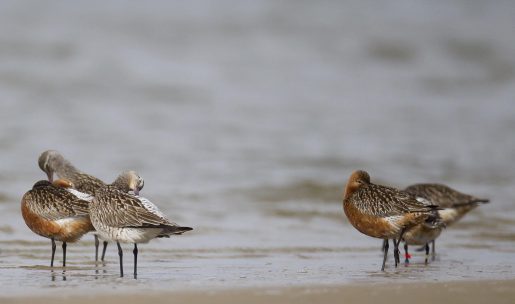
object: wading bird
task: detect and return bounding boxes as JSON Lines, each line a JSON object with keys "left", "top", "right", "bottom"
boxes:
{"left": 343, "top": 170, "right": 439, "bottom": 271}
{"left": 21, "top": 179, "right": 94, "bottom": 267}
{"left": 89, "top": 171, "right": 192, "bottom": 278}
{"left": 38, "top": 150, "right": 144, "bottom": 262}
{"left": 402, "top": 183, "right": 489, "bottom": 262}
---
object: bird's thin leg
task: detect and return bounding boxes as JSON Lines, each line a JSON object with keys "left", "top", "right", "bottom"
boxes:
{"left": 394, "top": 230, "right": 405, "bottom": 267}
{"left": 117, "top": 241, "right": 124, "bottom": 277}
{"left": 381, "top": 239, "right": 389, "bottom": 271}
{"left": 50, "top": 238, "right": 56, "bottom": 267}
{"left": 62, "top": 242, "right": 67, "bottom": 267}
{"left": 393, "top": 239, "right": 399, "bottom": 267}
{"left": 101, "top": 241, "right": 108, "bottom": 262}
{"left": 431, "top": 240, "right": 436, "bottom": 261}
{"left": 94, "top": 235, "right": 99, "bottom": 262}
{"left": 393, "top": 240, "right": 400, "bottom": 268}
{"left": 425, "top": 243, "right": 430, "bottom": 264}
{"left": 133, "top": 243, "right": 138, "bottom": 279}
{"left": 381, "top": 239, "right": 387, "bottom": 252}
{"left": 404, "top": 243, "right": 410, "bottom": 264}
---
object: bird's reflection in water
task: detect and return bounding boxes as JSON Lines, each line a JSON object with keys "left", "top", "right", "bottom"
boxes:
{"left": 94, "top": 261, "right": 107, "bottom": 279}
{"left": 50, "top": 269, "right": 67, "bottom": 281}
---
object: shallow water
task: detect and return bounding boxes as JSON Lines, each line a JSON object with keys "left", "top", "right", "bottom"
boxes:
{"left": 1, "top": 0, "right": 515, "bottom": 296}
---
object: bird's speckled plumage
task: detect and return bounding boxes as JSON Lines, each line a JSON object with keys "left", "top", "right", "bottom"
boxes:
{"left": 405, "top": 183, "right": 489, "bottom": 209}
{"left": 398, "top": 184, "right": 490, "bottom": 265}
{"left": 343, "top": 170, "right": 440, "bottom": 270}
{"left": 92, "top": 186, "right": 177, "bottom": 229}
{"left": 351, "top": 183, "right": 437, "bottom": 217}
{"left": 344, "top": 170, "right": 438, "bottom": 239}
{"left": 402, "top": 183, "right": 489, "bottom": 245}
{"left": 89, "top": 172, "right": 192, "bottom": 244}
{"left": 21, "top": 180, "right": 94, "bottom": 242}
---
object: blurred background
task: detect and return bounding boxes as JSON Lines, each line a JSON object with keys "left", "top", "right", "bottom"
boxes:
{"left": 0, "top": 0, "right": 514, "bottom": 293}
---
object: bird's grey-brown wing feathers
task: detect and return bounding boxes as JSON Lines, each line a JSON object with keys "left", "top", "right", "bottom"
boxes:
{"left": 66, "top": 172, "right": 106, "bottom": 196}
{"left": 405, "top": 183, "right": 489, "bottom": 208}
{"left": 25, "top": 187, "right": 90, "bottom": 220}
{"left": 92, "top": 187, "right": 173, "bottom": 228}
{"left": 353, "top": 184, "right": 436, "bottom": 217}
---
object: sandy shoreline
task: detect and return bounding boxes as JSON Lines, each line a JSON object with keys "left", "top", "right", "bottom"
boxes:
{"left": 1, "top": 279, "right": 514, "bottom": 304}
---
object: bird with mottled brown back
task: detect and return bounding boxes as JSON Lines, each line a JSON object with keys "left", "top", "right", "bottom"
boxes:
{"left": 343, "top": 170, "right": 439, "bottom": 271}
{"left": 401, "top": 183, "right": 489, "bottom": 262}
{"left": 90, "top": 170, "right": 192, "bottom": 278}
{"left": 405, "top": 183, "right": 489, "bottom": 210}
{"left": 38, "top": 151, "right": 145, "bottom": 262}
{"left": 21, "top": 180, "right": 94, "bottom": 268}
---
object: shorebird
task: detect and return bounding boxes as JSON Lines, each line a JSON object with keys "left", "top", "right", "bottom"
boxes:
{"left": 21, "top": 179, "right": 94, "bottom": 267}
{"left": 89, "top": 171, "right": 192, "bottom": 278}
{"left": 402, "top": 183, "right": 489, "bottom": 262}
{"left": 399, "top": 214, "right": 444, "bottom": 264}
{"left": 38, "top": 150, "right": 144, "bottom": 262}
{"left": 343, "top": 170, "right": 439, "bottom": 271}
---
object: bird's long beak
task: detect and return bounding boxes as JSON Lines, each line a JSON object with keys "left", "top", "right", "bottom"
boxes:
{"left": 46, "top": 171, "right": 53, "bottom": 182}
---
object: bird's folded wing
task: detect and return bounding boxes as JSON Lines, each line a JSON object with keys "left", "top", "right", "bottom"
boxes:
{"left": 94, "top": 190, "right": 172, "bottom": 228}
{"left": 25, "top": 190, "right": 89, "bottom": 220}
{"left": 357, "top": 185, "right": 434, "bottom": 217}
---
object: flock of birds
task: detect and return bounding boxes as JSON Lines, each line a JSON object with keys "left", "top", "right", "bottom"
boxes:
{"left": 343, "top": 170, "right": 489, "bottom": 271}
{"left": 22, "top": 150, "right": 192, "bottom": 278}
{"left": 20, "top": 151, "right": 489, "bottom": 278}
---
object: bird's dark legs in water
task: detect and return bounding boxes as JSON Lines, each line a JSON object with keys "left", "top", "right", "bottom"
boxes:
{"left": 117, "top": 241, "right": 123, "bottom": 277}
{"left": 393, "top": 230, "right": 405, "bottom": 267}
{"left": 381, "top": 239, "right": 387, "bottom": 252}
{"left": 393, "top": 239, "right": 400, "bottom": 267}
{"left": 424, "top": 243, "right": 430, "bottom": 264}
{"left": 381, "top": 239, "right": 389, "bottom": 271}
{"left": 404, "top": 243, "right": 410, "bottom": 264}
{"left": 95, "top": 235, "right": 99, "bottom": 261}
{"left": 431, "top": 240, "right": 436, "bottom": 261}
{"left": 62, "top": 242, "right": 67, "bottom": 267}
{"left": 133, "top": 244, "right": 138, "bottom": 278}
{"left": 50, "top": 238, "right": 56, "bottom": 267}
{"left": 101, "top": 241, "right": 108, "bottom": 262}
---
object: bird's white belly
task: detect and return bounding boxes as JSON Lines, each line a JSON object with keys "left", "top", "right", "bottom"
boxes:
{"left": 96, "top": 227, "right": 162, "bottom": 244}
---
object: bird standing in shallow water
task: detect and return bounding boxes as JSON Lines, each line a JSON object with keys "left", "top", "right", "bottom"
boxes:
{"left": 21, "top": 179, "right": 94, "bottom": 267}
{"left": 343, "top": 170, "right": 439, "bottom": 271}
{"left": 402, "top": 183, "right": 489, "bottom": 262}
{"left": 38, "top": 150, "right": 144, "bottom": 262}
{"left": 89, "top": 171, "right": 192, "bottom": 278}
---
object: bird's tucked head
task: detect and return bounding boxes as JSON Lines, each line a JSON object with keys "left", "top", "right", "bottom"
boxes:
{"left": 111, "top": 170, "right": 145, "bottom": 195}
{"left": 38, "top": 150, "right": 65, "bottom": 182}
{"left": 344, "top": 170, "right": 371, "bottom": 199}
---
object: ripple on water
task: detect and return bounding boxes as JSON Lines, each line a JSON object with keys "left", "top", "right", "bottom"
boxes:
{"left": 233, "top": 180, "right": 343, "bottom": 203}
{"left": 0, "top": 192, "right": 11, "bottom": 203}
{"left": 0, "top": 225, "right": 14, "bottom": 233}
{"left": 471, "top": 232, "right": 515, "bottom": 242}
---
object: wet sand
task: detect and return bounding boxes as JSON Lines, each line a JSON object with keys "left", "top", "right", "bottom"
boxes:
{"left": 1, "top": 280, "right": 514, "bottom": 304}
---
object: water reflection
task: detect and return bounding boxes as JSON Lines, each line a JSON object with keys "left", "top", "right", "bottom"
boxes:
{"left": 94, "top": 261, "right": 107, "bottom": 279}
{"left": 50, "top": 269, "right": 66, "bottom": 282}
